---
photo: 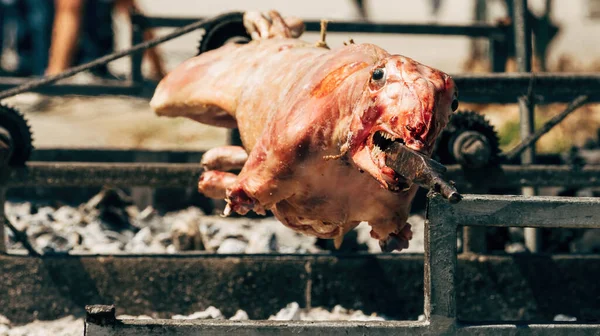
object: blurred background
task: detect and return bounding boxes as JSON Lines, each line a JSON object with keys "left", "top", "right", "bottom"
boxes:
{"left": 0, "top": 0, "right": 598, "bottom": 155}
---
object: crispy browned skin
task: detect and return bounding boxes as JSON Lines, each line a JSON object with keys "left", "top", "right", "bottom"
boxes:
{"left": 151, "top": 11, "right": 457, "bottom": 251}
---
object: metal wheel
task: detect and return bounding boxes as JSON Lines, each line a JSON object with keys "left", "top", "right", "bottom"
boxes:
{"left": 0, "top": 104, "right": 34, "bottom": 166}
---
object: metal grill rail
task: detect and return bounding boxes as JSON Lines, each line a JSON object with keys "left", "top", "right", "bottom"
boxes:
{"left": 4, "top": 162, "right": 600, "bottom": 188}
{"left": 2, "top": 73, "right": 600, "bottom": 104}
{"left": 83, "top": 194, "right": 600, "bottom": 335}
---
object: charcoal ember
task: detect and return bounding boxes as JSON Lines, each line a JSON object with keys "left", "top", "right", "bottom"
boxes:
{"left": 36, "top": 233, "right": 72, "bottom": 253}
{"left": 52, "top": 206, "right": 83, "bottom": 227}
{"left": 81, "top": 188, "right": 134, "bottom": 230}
{"left": 125, "top": 227, "right": 154, "bottom": 252}
{"left": 26, "top": 224, "right": 53, "bottom": 239}
{"left": 154, "top": 232, "right": 173, "bottom": 247}
{"left": 132, "top": 206, "right": 163, "bottom": 232}
{"left": 246, "top": 230, "right": 278, "bottom": 253}
{"left": 170, "top": 218, "right": 204, "bottom": 251}
{"left": 5, "top": 202, "right": 32, "bottom": 224}
{"left": 216, "top": 238, "right": 248, "bottom": 254}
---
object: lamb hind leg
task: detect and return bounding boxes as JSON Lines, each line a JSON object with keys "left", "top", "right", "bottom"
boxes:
{"left": 201, "top": 146, "right": 248, "bottom": 171}
{"left": 198, "top": 171, "right": 237, "bottom": 199}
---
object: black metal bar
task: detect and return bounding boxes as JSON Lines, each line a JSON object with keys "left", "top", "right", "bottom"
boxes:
{"left": 446, "top": 164, "right": 600, "bottom": 188}
{"left": 451, "top": 73, "right": 600, "bottom": 104}
{"left": 84, "top": 318, "right": 600, "bottom": 335}
{"left": 4, "top": 162, "right": 600, "bottom": 188}
{"left": 0, "top": 77, "right": 146, "bottom": 97}
{"left": 2, "top": 73, "right": 600, "bottom": 103}
{"left": 132, "top": 15, "right": 509, "bottom": 38}
{"left": 7, "top": 162, "right": 202, "bottom": 188}
{"left": 0, "top": 188, "right": 4, "bottom": 253}
{"left": 131, "top": 16, "right": 145, "bottom": 84}
{"left": 489, "top": 37, "right": 508, "bottom": 72}
{"left": 514, "top": 0, "right": 533, "bottom": 73}
{"left": 514, "top": 0, "right": 540, "bottom": 252}
{"left": 424, "top": 194, "right": 457, "bottom": 327}
{"left": 2, "top": 216, "right": 40, "bottom": 257}
{"left": 431, "top": 194, "right": 600, "bottom": 229}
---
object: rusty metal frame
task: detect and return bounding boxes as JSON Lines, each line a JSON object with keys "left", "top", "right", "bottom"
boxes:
{"left": 83, "top": 194, "right": 600, "bottom": 335}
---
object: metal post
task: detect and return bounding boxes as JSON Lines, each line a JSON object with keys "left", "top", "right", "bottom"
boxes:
{"left": 461, "top": 176, "right": 489, "bottom": 254}
{"left": 490, "top": 37, "right": 508, "bottom": 73}
{"left": 424, "top": 196, "right": 457, "bottom": 330}
{"left": 536, "top": 0, "right": 553, "bottom": 72}
{"left": 0, "top": 188, "right": 5, "bottom": 253}
{"left": 514, "top": 0, "right": 532, "bottom": 72}
{"left": 131, "top": 14, "right": 145, "bottom": 84}
{"left": 470, "top": 0, "right": 488, "bottom": 63}
{"left": 514, "top": 0, "right": 541, "bottom": 252}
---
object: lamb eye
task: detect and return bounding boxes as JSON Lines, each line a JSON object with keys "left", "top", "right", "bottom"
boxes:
{"left": 451, "top": 99, "right": 459, "bottom": 112}
{"left": 372, "top": 68, "right": 385, "bottom": 81}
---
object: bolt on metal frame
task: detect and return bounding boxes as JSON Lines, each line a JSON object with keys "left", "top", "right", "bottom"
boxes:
{"left": 83, "top": 194, "right": 600, "bottom": 335}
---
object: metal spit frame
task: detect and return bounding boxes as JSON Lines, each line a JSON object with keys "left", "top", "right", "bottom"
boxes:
{"left": 83, "top": 194, "right": 600, "bottom": 335}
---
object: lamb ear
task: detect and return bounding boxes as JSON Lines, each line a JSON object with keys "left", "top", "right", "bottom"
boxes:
{"left": 150, "top": 44, "right": 244, "bottom": 128}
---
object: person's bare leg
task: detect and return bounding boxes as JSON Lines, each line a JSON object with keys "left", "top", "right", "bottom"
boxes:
{"left": 115, "top": 0, "right": 167, "bottom": 80}
{"left": 46, "top": 0, "right": 84, "bottom": 75}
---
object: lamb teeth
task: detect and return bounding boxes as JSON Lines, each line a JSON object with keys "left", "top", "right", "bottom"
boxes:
{"left": 371, "top": 146, "right": 382, "bottom": 158}
{"left": 381, "top": 132, "right": 396, "bottom": 141}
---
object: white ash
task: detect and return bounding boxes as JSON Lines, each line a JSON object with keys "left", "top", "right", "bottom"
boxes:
{"left": 0, "top": 315, "right": 83, "bottom": 336}
{"left": 117, "top": 303, "right": 387, "bottom": 322}
{"left": 268, "top": 302, "right": 386, "bottom": 321}
{"left": 172, "top": 306, "right": 225, "bottom": 320}
{"left": 229, "top": 310, "right": 250, "bottom": 321}
{"left": 554, "top": 314, "right": 577, "bottom": 322}
{"left": 5, "top": 189, "right": 427, "bottom": 255}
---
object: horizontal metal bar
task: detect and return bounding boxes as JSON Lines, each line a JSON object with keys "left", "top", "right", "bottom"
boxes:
{"left": 0, "top": 77, "right": 147, "bottom": 97}
{"left": 134, "top": 15, "right": 507, "bottom": 37}
{"left": 430, "top": 194, "right": 600, "bottom": 229}
{"left": 30, "top": 148, "right": 205, "bottom": 163}
{"left": 85, "top": 320, "right": 428, "bottom": 336}
{"left": 7, "top": 162, "right": 202, "bottom": 188}
{"left": 456, "top": 323, "right": 600, "bottom": 335}
{"left": 3, "top": 73, "right": 600, "bottom": 103}
{"left": 451, "top": 73, "right": 600, "bottom": 104}
{"left": 6, "top": 163, "right": 600, "bottom": 188}
{"left": 84, "top": 320, "right": 600, "bottom": 336}
{"left": 446, "top": 164, "right": 600, "bottom": 188}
